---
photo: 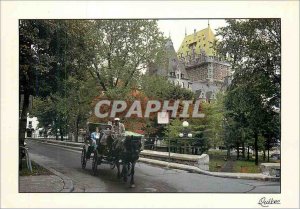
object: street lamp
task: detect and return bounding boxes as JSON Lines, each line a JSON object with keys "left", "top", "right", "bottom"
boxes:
{"left": 179, "top": 121, "right": 192, "bottom": 138}
{"left": 179, "top": 121, "right": 193, "bottom": 154}
{"left": 182, "top": 121, "right": 189, "bottom": 128}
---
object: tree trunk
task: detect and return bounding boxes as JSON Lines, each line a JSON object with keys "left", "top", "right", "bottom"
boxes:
{"left": 227, "top": 145, "right": 231, "bottom": 158}
{"left": 19, "top": 93, "right": 30, "bottom": 170}
{"left": 267, "top": 137, "right": 270, "bottom": 162}
{"left": 55, "top": 129, "right": 58, "bottom": 140}
{"left": 254, "top": 132, "right": 259, "bottom": 165}
{"left": 236, "top": 143, "right": 240, "bottom": 160}
{"left": 60, "top": 127, "right": 63, "bottom": 141}
{"left": 247, "top": 145, "right": 250, "bottom": 160}
{"left": 55, "top": 118, "right": 58, "bottom": 140}
{"left": 74, "top": 116, "right": 79, "bottom": 142}
{"left": 242, "top": 142, "right": 245, "bottom": 159}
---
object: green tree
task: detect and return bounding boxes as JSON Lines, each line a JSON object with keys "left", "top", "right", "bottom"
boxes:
{"left": 23, "top": 20, "right": 99, "bottom": 142}
{"left": 19, "top": 20, "right": 59, "bottom": 168}
{"left": 62, "top": 76, "right": 99, "bottom": 141}
{"left": 217, "top": 19, "right": 281, "bottom": 165}
{"left": 139, "top": 75, "right": 194, "bottom": 137}
{"left": 84, "top": 20, "right": 166, "bottom": 92}
{"left": 202, "top": 93, "right": 226, "bottom": 149}
{"left": 140, "top": 75, "right": 194, "bottom": 100}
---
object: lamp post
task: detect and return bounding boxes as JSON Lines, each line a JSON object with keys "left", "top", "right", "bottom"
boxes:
{"left": 179, "top": 121, "right": 192, "bottom": 154}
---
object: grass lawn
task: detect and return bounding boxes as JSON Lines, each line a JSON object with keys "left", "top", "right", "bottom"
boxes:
{"left": 19, "top": 159, "right": 52, "bottom": 176}
{"left": 207, "top": 150, "right": 279, "bottom": 173}
{"left": 233, "top": 160, "right": 261, "bottom": 173}
{"left": 209, "top": 158, "right": 226, "bottom": 172}
{"left": 208, "top": 150, "right": 227, "bottom": 156}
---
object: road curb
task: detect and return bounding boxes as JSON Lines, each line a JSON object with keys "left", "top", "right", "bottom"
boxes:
{"left": 138, "top": 157, "right": 280, "bottom": 182}
{"left": 30, "top": 159, "right": 74, "bottom": 192}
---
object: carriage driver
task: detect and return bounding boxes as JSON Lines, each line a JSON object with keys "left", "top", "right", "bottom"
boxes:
{"left": 111, "top": 118, "right": 126, "bottom": 150}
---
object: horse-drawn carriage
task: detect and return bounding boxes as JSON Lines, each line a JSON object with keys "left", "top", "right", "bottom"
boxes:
{"left": 81, "top": 122, "right": 143, "bottom": 187}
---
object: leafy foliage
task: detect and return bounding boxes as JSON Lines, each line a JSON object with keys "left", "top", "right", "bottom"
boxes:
{"left": 84, "top": 20, "right": 166, "bottom": 91}
{"left": 216, "top": 19, "right": 281, "bottom": 164}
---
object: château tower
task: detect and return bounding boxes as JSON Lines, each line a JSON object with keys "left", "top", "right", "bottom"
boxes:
{"left": 148, "top": 24, "right": 232, "bottom": 102}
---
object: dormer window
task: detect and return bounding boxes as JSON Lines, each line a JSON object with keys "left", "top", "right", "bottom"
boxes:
{"left": 170, "top": 72, "right": 175, "bottom": 77}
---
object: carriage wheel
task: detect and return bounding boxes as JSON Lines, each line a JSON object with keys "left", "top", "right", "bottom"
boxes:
{"left": 81, "top": 148, "right": 86, "bottom": 169}
{"left": 92, "top": 151, "right": 98, "bottom": 176}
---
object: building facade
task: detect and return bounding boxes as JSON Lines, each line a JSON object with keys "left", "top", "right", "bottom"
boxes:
{"left": 148, "top": 24, "right": 232, "bottom": 102}
{"left": 26, "top": 116, "right": 39, "bottom": 137}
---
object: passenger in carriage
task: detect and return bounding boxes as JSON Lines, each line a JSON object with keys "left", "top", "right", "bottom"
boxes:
{"left": 91, "top": 127, "right": 101, "bottom": 147}
{"left": 86, "top": 127, "right": 100, "bottom": 159}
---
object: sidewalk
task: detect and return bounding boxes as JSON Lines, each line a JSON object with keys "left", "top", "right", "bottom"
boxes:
{"left": 19, "top": 159, "right": 74, "bottom": 193}
{"left": 20, "top": 175, "right": 64, "bottom": 192}
{"left": 139, "top": 157, "right": 280, "bottom": 182}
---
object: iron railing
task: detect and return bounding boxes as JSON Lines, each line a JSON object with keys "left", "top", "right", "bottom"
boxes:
{"left": 143, "top": 137, "right": 206, "bottom": 155}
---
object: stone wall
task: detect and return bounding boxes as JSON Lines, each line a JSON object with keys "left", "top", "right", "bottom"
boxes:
{"left": 186, "top": 63, "right": 209, "bottom": 81}
{"left": 185, "top": 62, "right": 229, "bottom": 83}
{"left": 213, "top": 63, "right": 230, "bottom": 81}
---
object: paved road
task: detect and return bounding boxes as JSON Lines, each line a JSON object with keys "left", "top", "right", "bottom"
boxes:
{"left": 27, "top": 140, "right": 280, "bottom": 193}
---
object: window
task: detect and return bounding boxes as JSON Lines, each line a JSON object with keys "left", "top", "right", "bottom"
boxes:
{"left": 182, "top": 82, "right": 185, "bottom": 88}
{"left": 189, "top": 42, "right": 196, "bottom": 50}
{"left": 177, "top": 74, "right": 179, "bottom": 79}
{"left": 181, "top": 74, "right": 184, "bottom": 79}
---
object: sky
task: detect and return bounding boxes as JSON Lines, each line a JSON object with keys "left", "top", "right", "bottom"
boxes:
{"left": 157, "top": 19, "right": 227, "bottom": 51}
